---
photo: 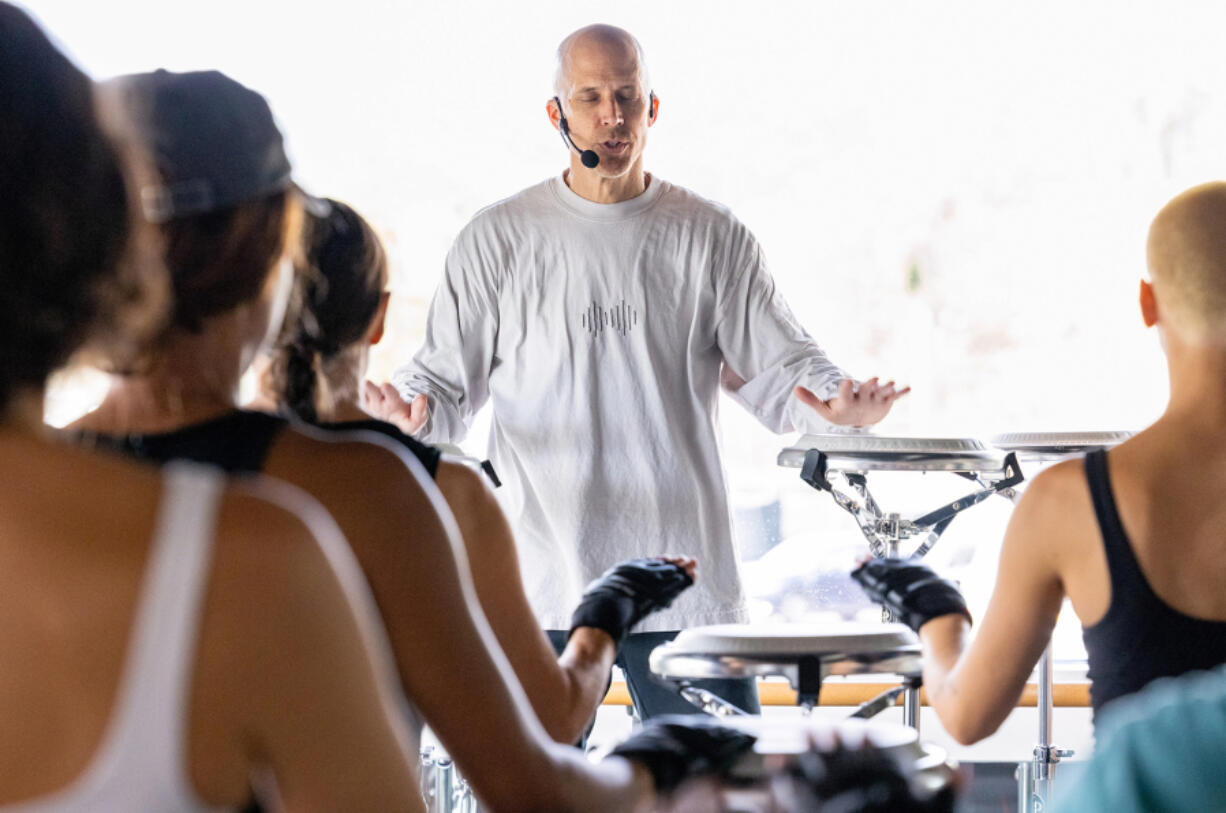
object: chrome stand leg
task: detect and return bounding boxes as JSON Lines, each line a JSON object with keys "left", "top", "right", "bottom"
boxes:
{"left": 433, "top": 757, "right": 455, "bottom": 813}
{"left": 882, "top": 539, "right": 902, "bottom": 624}
{"left": 1021, "top": 644, "right": 1073, "bottom": 813}
{"left": 902, "top": 684, "right": 921, "bottom": 734}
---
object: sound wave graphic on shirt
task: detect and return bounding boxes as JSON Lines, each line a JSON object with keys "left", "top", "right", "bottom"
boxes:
{"left": 581, "top": 299, "right": 639, "bottom": 337}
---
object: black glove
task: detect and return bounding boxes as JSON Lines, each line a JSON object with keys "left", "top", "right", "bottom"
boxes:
{"left": 607, "top": 715, "right": 756, "bottom": 794}
{"left": 569, "top": 558, "right": 693, "bottom": 645}
{"left": 851, "top": 558, "right": 971, "bottom": 633}
{"left": 782, "top": 741, "right": 957, "bottom": 813}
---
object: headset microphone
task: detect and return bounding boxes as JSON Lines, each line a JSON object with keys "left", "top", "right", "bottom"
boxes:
{"left": 553, "top": 96, "right": 600, "bottom": 168}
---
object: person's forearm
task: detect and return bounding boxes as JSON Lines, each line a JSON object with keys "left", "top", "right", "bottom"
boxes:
{"left": 919, "top": 615, "right": 992, "bottom": 745}
{"left": 438, "top": 462, "right": 617, "bottom": 743}
{"left": 554, "top": 626, "right": 618, "bottom": 741}
{"left": 549, "top": 750, "right": 655, "bottom": 813}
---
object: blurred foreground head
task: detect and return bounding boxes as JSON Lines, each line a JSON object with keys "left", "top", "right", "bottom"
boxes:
{"left": 0, "top": 2, "right": 162, "bottom": 414}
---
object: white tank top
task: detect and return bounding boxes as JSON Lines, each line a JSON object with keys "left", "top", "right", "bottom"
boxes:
{"left": 2, "top": 463, "right": 232, "bottom": 813}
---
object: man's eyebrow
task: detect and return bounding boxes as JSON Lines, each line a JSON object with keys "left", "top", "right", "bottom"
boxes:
{"left": 572, "top": 81, "right": 641, "bottom": 95}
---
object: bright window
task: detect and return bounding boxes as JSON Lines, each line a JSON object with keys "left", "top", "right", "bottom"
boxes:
{"left": 30, "top": 0, "right": 1226, "bottom": 662}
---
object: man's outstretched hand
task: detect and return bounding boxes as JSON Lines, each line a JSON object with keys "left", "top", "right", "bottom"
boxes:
{"left": 794, "top": 378, "right": 910, "bottom": 428}
{"left": 363, "top": 381, "right": 429, "bottom": 435}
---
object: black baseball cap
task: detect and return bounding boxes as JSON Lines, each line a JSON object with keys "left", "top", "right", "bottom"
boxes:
{"left": 105, "top": 69, "right": 297, "bottom": 223}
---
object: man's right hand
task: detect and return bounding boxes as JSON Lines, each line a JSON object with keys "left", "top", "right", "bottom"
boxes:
{"left": 569, "top": 557, "right": 696, "bottom": 645}
{"left": 362, "top": 381, "right": 429, "bottom": 435}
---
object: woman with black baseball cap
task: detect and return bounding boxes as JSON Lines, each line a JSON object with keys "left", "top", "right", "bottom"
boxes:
{"left": 0, "top": 4, "right": 424, "bottom": 811}
{"left": 73, "top": 61, "right": 750, "bottom": 810}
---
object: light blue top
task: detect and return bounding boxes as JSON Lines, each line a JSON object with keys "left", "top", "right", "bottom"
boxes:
{"left": 1057, "top": 664, "right": 1226, "bottom": 812}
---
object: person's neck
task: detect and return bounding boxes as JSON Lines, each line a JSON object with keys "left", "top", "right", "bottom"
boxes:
{"left": 253, "top": 348, "right": 371, "bottom": 425}
{"left": 315, "top": 350, "right": 372, "bottom": 423}
{"left": 564, "top": 161, "right": 650, "bottom": 204}
{"left": 323, "top": 399, "right": 373, "bottom": 423}
{"left": 78, "top": 333, "right": 244, "bottom": 435}
{"left": 1162, "top": 335, "right": 1226, "bottom": 425}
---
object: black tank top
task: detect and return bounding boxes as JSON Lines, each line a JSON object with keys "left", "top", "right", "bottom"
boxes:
{"left": 1081, "top": 449, "right": 1226, "bottom": 717}
{"left": 80, "top": 410, "right": 441, "bottom": 478}
{"left": 80, "top": 410, "right": 288, "bottom": 473}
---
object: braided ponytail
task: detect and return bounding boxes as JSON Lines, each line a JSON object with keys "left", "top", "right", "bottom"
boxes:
{"left": 280, "top": 333, "right": 322, "bottom": 423}
{"left": 266, "top": 197, "right": 387, "bottom": 423}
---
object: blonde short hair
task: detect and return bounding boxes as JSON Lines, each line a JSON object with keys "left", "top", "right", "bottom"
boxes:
{"left": 1147, "top": 181, "right": 1226, "bottom": 344}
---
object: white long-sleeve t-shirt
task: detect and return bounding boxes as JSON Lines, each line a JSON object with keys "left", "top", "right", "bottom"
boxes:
{"left": 394, "top": 174, "right": 848, "bottom": 630}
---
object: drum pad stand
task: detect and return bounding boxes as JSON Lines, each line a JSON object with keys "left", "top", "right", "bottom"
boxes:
{"left": 798, "top": 447, "right": 1022, "bottom": 733}
{"left": 800, "top": 449, "right": 1023, "bottom": 561}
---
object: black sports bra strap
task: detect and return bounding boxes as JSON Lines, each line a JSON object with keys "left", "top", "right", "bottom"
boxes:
{"left": 232, "top": 411, "right": 286, "bottom": 472}
{"left": 1084, "top": 449, "right": 1149, "bottom": 597}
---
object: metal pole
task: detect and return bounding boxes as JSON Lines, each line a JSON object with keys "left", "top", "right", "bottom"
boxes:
{"left": 1027, "top": 643, "right": 1064, "bottom": 812}
{"left": 903, "top": 684, "right": 921, "bottom": 734}
{"left": 1037, "top": 644, "right": 1053, "bottom": 778}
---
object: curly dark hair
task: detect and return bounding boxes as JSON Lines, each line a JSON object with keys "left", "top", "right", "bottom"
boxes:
{"left": 268, "top": 199, "right": 387, "bottom": 423}
{"left": 0, "top": 3, "right": 159, "bottom": 413}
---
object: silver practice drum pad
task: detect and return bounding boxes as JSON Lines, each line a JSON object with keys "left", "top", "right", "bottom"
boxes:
{"left": 778, "top": 434, "right": 1008, "bottom": 473}
{"left": 991, "top": 431, "right": 1135, "bottom": 462}
{"left": 650, "top": 623, "right": 922, "bottom": 690}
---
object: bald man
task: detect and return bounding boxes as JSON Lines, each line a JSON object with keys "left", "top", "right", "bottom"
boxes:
{"left": 852, "top": 181, "right": 1226, "bottom": 745}
{"left": 368, "top": 24, "right": 905, "bottom": 722}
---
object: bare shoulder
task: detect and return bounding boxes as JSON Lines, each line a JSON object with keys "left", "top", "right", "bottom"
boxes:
{"left": 260, "top": 423, "right": 463, "bottom": 578}
{"left": 269, "top": 423, "right": 444, "bottom": 512}
{"left": 434, "top": 459, "right": 513, "bottom": 562}
{"left": 1024, "top": 458, "right": 1089, "bottom": 505}
{"left": 1006, "top": 457, "right": 1096, "bottom": 561}
{"left": 202, "top": 475, "right": 388, "bottom": 683}
{"left": 435, "top": 460, "right": 490, "bottom": 512}
{"left": 189, "top": 475, "right": 409, "bottom": 807}
{"left": 209, "top": 478, "right": 353, "bottom": 610}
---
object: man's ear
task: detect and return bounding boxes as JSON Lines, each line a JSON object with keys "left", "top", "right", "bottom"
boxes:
{"left": 648, "top": 91, "right": 659, "bottom": 125}
{"left": 1139, "top": 278, "right": 1159, "bottom": 328}
{"left": 547, "top": 97, "right": 563, "bottom": 132}
{"left": 369, "top": 291, "right": 391, "bottom": 346}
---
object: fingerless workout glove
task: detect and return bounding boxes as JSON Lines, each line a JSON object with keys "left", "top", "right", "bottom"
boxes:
{"left": 569, "top": 558, "right": 694, "bottom": 645}
{"left": 851, "top": 558, "right": 971, "bottom": 633}
{"left": 608, "top": 715, "right": 756, "bottom": 794}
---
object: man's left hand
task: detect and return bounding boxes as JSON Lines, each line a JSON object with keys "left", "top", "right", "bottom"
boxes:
{"left": 794, "top": 377, "right": 909, "bottom": 427}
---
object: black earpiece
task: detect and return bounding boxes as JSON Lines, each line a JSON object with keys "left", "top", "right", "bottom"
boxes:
{"left": 649, "top": 91, "right": 657, "bottom": 122}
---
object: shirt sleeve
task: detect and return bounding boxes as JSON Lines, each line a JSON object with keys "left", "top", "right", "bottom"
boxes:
{"left": 713, "top": 218, "right": 850, "bottom": 435}
{"left": 391, "top": 221, "right": 501, "bottom": 444}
